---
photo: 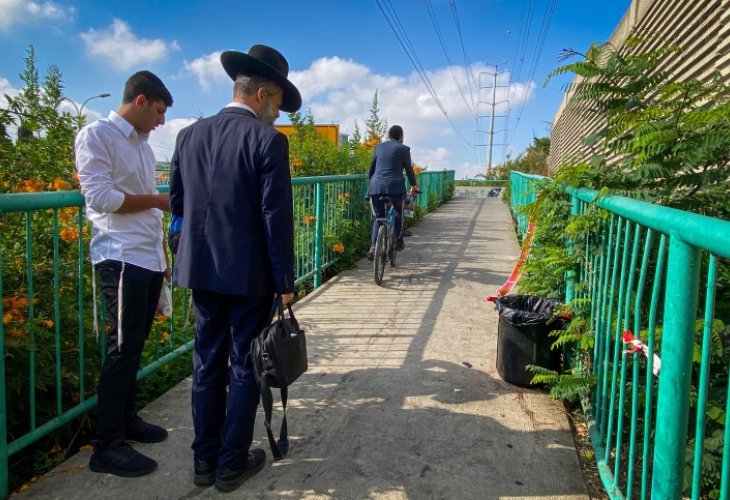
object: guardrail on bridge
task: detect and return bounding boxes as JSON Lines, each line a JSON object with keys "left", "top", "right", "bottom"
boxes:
{"left": 510, "top": 170, "right": 730, "bottom": 499}
{"left": 0, "top": 170, "right": 454, "bottom": 498}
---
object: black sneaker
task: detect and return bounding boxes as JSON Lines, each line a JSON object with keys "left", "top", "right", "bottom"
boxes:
{"left": 89, "top": 439, "right": 157, "bottom": 477}
{"left": 126, "top": 416, "right": 168, "bottom": 443}
{"left": 194, "top": 458, "right": 217, "bottom": 486}
{"left": 367, "top": 246, "right": 375, "bottom": 261}
{"left": 214, "top": 448, "right": 266, "bottom": 493}
{"left": 395, "top": 239, "right": 405, "bottom": 251}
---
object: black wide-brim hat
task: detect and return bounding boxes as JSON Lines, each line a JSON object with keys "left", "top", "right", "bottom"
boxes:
{"left": 221, "top": 44, "right": 302, "bottom": 113}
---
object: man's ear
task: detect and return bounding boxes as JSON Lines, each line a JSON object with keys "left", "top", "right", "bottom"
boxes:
{"left": 134, "top": 94, "right": 147, "bottom": 108}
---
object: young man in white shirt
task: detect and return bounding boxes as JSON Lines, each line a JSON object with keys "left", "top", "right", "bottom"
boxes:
{"left": 75, "top": 70, "right": 173, "bottom": 477}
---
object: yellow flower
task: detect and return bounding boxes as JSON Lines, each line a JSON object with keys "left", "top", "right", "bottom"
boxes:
{"left": 161, "top": 331, "right": 171, "bottom": 341}
{"left": 332, "top": 242, "right": 345, "bottom": 254}
{"left": 44, "top": 320, "right": 54, "bottom": 328}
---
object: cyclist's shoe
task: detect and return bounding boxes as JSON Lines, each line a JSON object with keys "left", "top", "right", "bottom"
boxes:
{"left": 367, "top": 246, "right": 375, "bottom": 261}
{"left": 395, "top": 239, "right": 405, "bottom": 251}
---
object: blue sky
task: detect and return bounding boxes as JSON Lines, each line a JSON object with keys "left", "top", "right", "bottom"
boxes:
{"left": 0, "top": 0, "right": 630, "bottom": 179}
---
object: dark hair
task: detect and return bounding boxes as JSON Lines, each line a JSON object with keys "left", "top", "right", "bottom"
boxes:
{"left": 122, "top": 70, "right": 173, "bottom": 107}
{"left": 388, "top": 125, "right": 403, "bottom": 141}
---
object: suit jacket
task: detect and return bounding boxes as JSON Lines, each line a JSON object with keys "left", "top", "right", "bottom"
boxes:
{"left": 366, "top": 139, "right": 418, "bottom": 197}
{"left": 169, "top": 107, "right": 295, "bottom": 296}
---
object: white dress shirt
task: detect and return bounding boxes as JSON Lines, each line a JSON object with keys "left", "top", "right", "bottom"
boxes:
{"left": 75, "top": 111, "right": 166, "bottom": 272}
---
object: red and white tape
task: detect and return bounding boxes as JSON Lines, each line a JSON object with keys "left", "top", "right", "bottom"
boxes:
{"left": 486, "top": 221, "right": 536, "bottom": 302}
{"left": 622, "top": 330, "right": 661, "bottom": 376}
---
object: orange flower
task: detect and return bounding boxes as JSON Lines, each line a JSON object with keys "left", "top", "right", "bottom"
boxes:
{"left": 161, "top": 331, "right": 171, "bottom": 341}
{"left": 2, "top": 311, "right": 14, "bottom": 324}
{"left": 303, "top": 214, "right": 316, "bottom": 226}
{"left": 413, "top": 165, "right": 422, "bottom": 176}
{"left": 16, "top": 178, "right": 46, "bottom": 193}
{"left": 292, "top": 159, "right": 303, "bottom": 168}
{"left": 332, "top": 242, "right": 345, "bottom": 254}
{"left": 43, "top": 320, "right": 54, "bottom": 328}
{"left": 7, "top": 327, "right": 25, "bottom": 338}
{"left": 59, "top": 227, "right": 79, "bottom": 242}
{"left": 52, "top": 177, "right": 71, "bottom": 191}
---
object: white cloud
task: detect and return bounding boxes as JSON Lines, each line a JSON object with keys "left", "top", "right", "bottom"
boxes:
{"left": 0, "top": 77, "right": 20, "bottom": 98}
{"left": 148, "top": 118, "right": 196, "bottom": 162}
{"left": 179, "top": 51, "right": 229, "bottom": 91}
{"left": 0, "top": 0, "right": 73, "bottom": 32}
{"left": 170, "top": 55, "right": 538, "bottom": 179}
{"left": 285, "top": 57, "right": 537, "bottom": 179}
{"left": 80, "top": 19, "right": 177, "bottom": 71}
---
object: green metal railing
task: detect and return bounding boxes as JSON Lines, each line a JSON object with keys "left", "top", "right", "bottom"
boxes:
{"left": 0, "top": 170, "right": 453, "bottom": 497}
{"left": 509, "top": 170, "right": 730, "bottom": 499}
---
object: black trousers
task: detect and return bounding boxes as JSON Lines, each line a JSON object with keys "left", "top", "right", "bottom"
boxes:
{"left": 96, "top": 260, "right": 163, "bottom": 448}
{"left": 190, "top": 290, "right": 271, "bottom": 470}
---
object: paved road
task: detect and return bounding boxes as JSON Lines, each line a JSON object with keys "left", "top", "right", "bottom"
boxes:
{"left": 16, "top": 195, "right": 588, "bottom": 500}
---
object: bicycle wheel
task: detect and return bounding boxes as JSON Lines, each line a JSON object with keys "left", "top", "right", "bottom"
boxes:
{"left": 373, "top": 225, "right": 387, "bottom": 285}
{"left": 389, "top": 231, "right": 397, "bottom": 267}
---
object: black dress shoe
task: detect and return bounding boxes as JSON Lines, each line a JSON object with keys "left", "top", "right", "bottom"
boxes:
{"left": 214, "top": 448, "right": 266, "bottom": 493}
{"left": 395, "top": 239, "right": 405, "bottom": 251}
{"left": 194, "top": 458, "right": 217, "bottom": 486}
{"left": 125, "top": 417, "right": 168, "bottom": 443}
{"left": 89, "top": 439, "right": 157, "bottom": 477}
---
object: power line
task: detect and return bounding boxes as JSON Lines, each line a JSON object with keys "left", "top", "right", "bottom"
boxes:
{"left": 508, "top": 0, "right": 556, "bottom": 146}
{"left": 424, "top": 0, "right": 475, "bottom": 117}
{"left": 449, "top": 0, "right": 477, "bottom": 113}
{"left": 374, "top": 0, "right": 476, "bottom": 157}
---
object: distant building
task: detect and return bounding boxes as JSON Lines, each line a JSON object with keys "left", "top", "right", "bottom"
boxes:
{"left": 275, "top": 124, "right": 341, "bottom": 147}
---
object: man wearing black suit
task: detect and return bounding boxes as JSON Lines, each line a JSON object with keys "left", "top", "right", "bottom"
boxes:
{"left": 169, "top": 44, "right": 300, "bottom": 493}
{"left": 366, "top": 125, "right": 419, "bottom": 259}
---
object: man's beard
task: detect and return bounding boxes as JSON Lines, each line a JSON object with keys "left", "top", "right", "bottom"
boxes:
{"left": 260, "top": 99, "right": 278, "bottom": 125}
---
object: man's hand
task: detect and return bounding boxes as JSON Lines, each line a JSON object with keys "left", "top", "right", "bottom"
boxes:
{"left": 279, "top": 292, "right": 295, "bottom": 305}
{"left": 409, "top": 185, "right": 419, "bottom": 196}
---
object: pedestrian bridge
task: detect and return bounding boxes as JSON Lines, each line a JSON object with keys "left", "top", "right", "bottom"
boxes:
{"left": 1, "top": 179, "right": 590, "bottom": 499}
{"left": 2, "top": 172, "right": 730, "bottom": 499}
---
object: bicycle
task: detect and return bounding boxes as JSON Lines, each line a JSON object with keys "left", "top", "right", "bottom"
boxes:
{"left": 372, "top": 191, "right": 419, "bottom": 285}
{"left": 373, "top": 196, "right": 397, "bottom": 285}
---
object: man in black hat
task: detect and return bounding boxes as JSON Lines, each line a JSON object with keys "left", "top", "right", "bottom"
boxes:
{"left": 169, "top": 44, "right": 300, "bottom": 492}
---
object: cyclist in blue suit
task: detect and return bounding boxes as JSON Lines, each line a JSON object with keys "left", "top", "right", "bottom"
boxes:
{"left": 366, "top": 125, "right": 419, "bottom": 260}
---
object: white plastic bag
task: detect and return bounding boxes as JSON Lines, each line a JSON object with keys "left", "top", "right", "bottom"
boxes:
{"left": 157, "top": 278, "right": 173, "bottom": 318}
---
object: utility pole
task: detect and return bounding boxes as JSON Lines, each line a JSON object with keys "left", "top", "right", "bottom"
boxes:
{"left": 477, "top": 62, "right": 510, "bottom": 177}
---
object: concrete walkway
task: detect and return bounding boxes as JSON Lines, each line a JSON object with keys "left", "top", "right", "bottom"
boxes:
{"left": 16, "top": 194, "right": 589, "bottom": 500}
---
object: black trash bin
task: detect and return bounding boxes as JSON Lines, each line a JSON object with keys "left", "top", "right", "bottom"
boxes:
{"left": 494, "top": 295, "right": 567, "bottom": 387}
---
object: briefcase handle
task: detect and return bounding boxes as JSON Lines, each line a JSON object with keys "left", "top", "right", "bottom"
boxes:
{"left": 269, "top": 297, "right": 298, "bottom": 328}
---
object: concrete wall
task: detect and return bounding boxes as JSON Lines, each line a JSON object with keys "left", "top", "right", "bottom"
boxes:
{"left": 548, "top": 0, "right": 730, "bottom": 171}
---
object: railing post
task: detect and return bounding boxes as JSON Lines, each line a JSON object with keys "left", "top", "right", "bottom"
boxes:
{"left": 313, "top": 181, "right": 325, "bottom": 288}
{"left": 565, "top": 193, "right": 579, "bottom": 304}
{"left": 651, "top": 234, "right": 701, "bottom": 499}
{"left": 0, "top": 238, "right": 7, "bottom": 499}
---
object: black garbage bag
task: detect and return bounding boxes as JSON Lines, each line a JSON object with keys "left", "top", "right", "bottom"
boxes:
{"left": 493, "top": 295, "right": 568, "bottom": 387}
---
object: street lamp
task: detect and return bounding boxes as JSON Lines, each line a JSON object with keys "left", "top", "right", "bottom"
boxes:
{"left": 64, "top": 92, "right": 111, "bottom": 117}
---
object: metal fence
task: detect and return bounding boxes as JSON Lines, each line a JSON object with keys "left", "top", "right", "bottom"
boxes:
{"left": 510, "top": 170, "right": 730, "bottom": 499}
{"left": 0, "top": 170, "right": 453, "bottom": 497}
